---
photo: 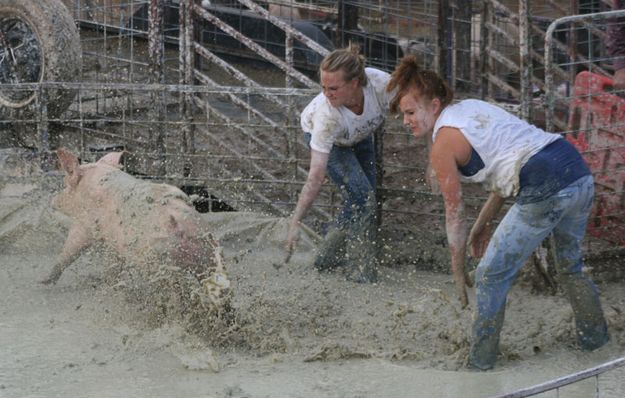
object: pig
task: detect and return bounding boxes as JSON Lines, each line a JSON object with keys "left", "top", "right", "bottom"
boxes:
{"left": 41, "top": 148, "right": 230, "bottom": 309}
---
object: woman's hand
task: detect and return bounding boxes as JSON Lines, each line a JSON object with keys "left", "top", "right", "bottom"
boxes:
{"left": 285, "top": 149, "right": 329, "bottom": 263}
{"left": 468, "top": 192, "right": 505, "bottom": 258}
{"left": 468, "top": 222, "right": 492, "bottom": 258}
{"left": 454, "top": 272, "right": 470, "bottom": 308}
{"left": 284, "top": 221, "right": 300, "bottom": 263}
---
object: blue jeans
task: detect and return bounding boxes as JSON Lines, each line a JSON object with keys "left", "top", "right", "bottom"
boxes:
{"left": 304, "top": 133, "right": 377, "bottom": 228}
{"left": 304, "top": 133, "right": 378, "bottom": 282}
{"left": 469, "top": 175, "right": 609, "bottom": 369}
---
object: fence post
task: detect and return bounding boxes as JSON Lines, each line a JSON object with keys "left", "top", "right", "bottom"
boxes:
{"left": 438, "top": 0, "right": 450, "bottom": 82}
{"left": 336, "top": 0, "right": 359, "bottom": 48}
{"left": 454, "top": 0, "right": 472, "bottom": 91}
{"left": 149, "top": 0, "right": 167, "bottom": 176}
{"left": 479, "top": 0, "right": 489, "bottom": 99}
{"left": 37, "top": 85, "right": 51, "bottom": 171}
{"left": 179, "top": 0, "right": 196, "bottom": 179}
{"left": 519, "top": 0, "right": 532, "bottom": 121}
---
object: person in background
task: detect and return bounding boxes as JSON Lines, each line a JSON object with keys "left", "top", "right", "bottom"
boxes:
{"left": 607, "top": 0, "right": 625, "bottom": 89}
{"left": 387, "top": 55, "right": 609, "bottom": 370}
{"left": 285, "top": 45, "right": 394, "bottom": 283}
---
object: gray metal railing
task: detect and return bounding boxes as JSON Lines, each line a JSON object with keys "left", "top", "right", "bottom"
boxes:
{"left": 491, "top": 356, "right": 625, "bottom": 398}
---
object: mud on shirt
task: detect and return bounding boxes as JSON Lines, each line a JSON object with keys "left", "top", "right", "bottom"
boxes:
{"left": 432, "top": 99, "right": 561, "bottom": 198}
{"left": 300, "top": 68, "right": 393, "bottom": 154}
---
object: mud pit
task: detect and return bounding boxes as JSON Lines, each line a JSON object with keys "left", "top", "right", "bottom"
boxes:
{"left": 1, "top": 149, "right": 625, "bottom": 397}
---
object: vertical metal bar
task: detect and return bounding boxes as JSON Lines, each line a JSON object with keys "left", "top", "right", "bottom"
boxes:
{"left": 455, "top": 0, "right": 472, "bottom": 91}
{"left": 37, "top": 86, "right": 50, "bottom": 171}
{"left": 129, "top": 0, "right": 135, "bottom": 83}
{"left": 285, "top": 27, "right": 297, "bottom": 203}
{"left": 148, "top": 0, "right": 166, "bottom": 176}
{"left": 79, "top": 86, "right": 84, "bottom": 156}
{"left": 179, "top": 0, "right": 188, "bottom": 159}
{"left": 184, "top": 0, "right": 195, "bottom": 156}
{"left": 336, "top": 0, "right": 358, "bottom": 48}
{"left": 336, "top": 0, "right": 345, "bottom": 48}
{"left": 285, "top": 28, "right": 294, "bottom": 157}
{"left": 179, "top": 0, "right": 186, "bottom": 85}
{"left": 148, "top": 0, "right": 165, "bottom": 84}
{"left": 570, "top": 0, "right": 579, "bottom": 98}
{"left": 438, "top": 0, "right": 450, "bottom": 81}
{"left": 519, "top": 0, "right": 532, "bottom": 121}
{"left": 450, "top": 4, "right": 457, "bottom": 91}
{"left": 545, "top": 19, "right": 557, "bottom": 134}
{"left": 480, "top": 0, "right": 489, "bottom": 99}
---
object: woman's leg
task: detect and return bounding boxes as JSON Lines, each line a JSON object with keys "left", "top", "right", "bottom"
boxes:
{"left": 325, "top": 138, "right": 378, "bottom": 282}
{"left": 305, "top": 134, "right": 377, "bottom": 280}
{"left": 551, "top": 175, "right": 608, "bottom": 350}
{"left": 469, "top": 190, "right": 575, "bottom": 369}
{"left": 326, "top": 138, "right": 377, "bottom": 228}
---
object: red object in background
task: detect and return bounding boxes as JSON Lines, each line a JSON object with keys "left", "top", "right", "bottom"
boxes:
{"left": 567, "top": 71, "right": 625, "bottom": 246}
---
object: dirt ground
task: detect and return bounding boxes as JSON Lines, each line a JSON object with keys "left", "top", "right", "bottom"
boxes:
{"left": 1, "top": 148, "right": 625, "bottom": 398}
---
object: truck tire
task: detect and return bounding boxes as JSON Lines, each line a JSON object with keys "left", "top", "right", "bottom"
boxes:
{"left": 0, "top": 0, "right": 81, "bottom": 118}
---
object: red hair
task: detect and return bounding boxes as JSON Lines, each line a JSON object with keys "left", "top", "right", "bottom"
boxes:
{"left": 387, "top": 55, "right": 453, "bottom": 113}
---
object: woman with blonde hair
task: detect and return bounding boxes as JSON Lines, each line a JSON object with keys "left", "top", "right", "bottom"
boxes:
{"left": 388, "top": 55, "right": 609, "bottom": 369}
{"left": 285, "top": 45, "right": 394, "bottom": 283}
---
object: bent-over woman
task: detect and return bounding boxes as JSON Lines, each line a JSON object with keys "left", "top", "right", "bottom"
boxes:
{"left": 286, "top": 45, "right": 394, "bottom": 283}
{"left": 387, "top": 55, "right": 609, "bottom": 370}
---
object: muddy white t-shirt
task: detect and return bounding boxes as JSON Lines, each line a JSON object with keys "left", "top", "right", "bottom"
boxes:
{"left": 300, "top": 68, "right": 392, "bottom": 154}
{"left": 432, "top": 99, "right": 561, "bottom": 197}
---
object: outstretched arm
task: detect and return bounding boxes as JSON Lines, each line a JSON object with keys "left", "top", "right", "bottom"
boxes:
{"left": 285, "top": 149, "right": 329, "bottom": 261}
{"left": 431, "top": 128, "right": 472, "bottom": 307}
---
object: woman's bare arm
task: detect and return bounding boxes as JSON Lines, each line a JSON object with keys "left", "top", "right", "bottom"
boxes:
{"left": 285, "top": 149, "right": 330, "bottom": 260}
{"left": 431, "top": 127, "right": 472, "bottom": 307}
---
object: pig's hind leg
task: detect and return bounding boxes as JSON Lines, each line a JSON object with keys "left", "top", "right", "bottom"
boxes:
{"left": 41, "top": 224, "right": 92, "bottom": 284}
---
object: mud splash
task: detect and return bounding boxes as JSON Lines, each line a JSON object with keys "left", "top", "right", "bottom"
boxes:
{"left": 1, "top": 156, "right": 625, "bottom": 397}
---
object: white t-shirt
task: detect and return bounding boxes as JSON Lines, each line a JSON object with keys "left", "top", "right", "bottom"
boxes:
{"left": 300, "top": 68, "right": 393, "bottom": 154}
{"left": 432, "top": 99, "right": 561, "bottom": 197}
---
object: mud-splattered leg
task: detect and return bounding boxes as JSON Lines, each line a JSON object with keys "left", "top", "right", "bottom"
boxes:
{"left": 552, "top": 176, "right": 608, "bottom": 350}
{"left": 343, "top": 198, "right": 378, "bottom": 284}
{"left": 469, "top": 195, "right": 559, "bottom": 369}
{"left": 41, "top": 224, "right": 91, "bottom": 284}
{"left": 317, "top": 134, "right": 379, "bottom": 282}
{"left": 313, "top": 228, "right": 348, "bottom": 272}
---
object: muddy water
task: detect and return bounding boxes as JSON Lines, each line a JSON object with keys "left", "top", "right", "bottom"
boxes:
{"left": 1, "top": 165, "right": 625, "bottom": 397}
{"left": 2, "top": 248, "right": 624, "bottom": 398}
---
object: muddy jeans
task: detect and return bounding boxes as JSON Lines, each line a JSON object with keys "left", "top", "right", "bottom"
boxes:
{"left": 304, "top": 133, "right": 378, "bottom": 283}
{"left": 469, "top": 175, "right": 609, "bottom": 370}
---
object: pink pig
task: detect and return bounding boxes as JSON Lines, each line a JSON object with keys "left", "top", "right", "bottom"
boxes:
{"left": 41, "top": 148, "right": 230, "bottom": 307}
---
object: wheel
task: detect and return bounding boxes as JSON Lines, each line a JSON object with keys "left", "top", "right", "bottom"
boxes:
{"left": 0, "top": 0, "right": 81, "bottom": 117}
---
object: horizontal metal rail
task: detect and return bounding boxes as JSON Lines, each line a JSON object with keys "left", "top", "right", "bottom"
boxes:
{"left": 491, "top": 356, "right": 625, "bottom": 398}
{"left": 0, "top": 81, "right": 317, "bottom": 96}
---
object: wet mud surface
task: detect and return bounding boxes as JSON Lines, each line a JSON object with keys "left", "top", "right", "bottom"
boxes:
{"left": 1, "top": 150, "right": 625, "bottom": 397}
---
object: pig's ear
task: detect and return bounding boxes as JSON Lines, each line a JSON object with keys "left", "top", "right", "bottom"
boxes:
{"left": 57, "top": 148, "right": 80, "bottom": 175}
{"left": 57, "top": 148, "right": 82, "bottom": 188}
{"left": 97, "top": 151, "right": 125, "bottom": 169}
